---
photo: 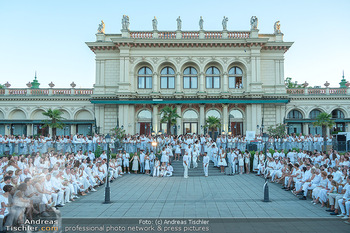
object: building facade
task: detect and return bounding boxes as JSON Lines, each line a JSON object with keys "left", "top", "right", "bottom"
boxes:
{"left": 1, "top": 17, "right": 349, "bottom": 136}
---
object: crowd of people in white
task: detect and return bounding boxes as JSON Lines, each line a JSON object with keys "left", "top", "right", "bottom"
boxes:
{"left": 0, "top": 132, "right": 349, "bottom": 229}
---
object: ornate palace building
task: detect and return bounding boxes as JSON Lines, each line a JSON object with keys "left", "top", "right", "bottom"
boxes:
{"left": 0, "top": 16, "right": 349, "bottom": 136}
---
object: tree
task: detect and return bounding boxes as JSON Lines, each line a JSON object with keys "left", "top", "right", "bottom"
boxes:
{"left": 267, "top": 124, "right": 287, "bottom": 138}
{"left": 159, "top": 106, "right": 181, "bottom": 135}
{"left": 205, "top": 116, "right": 221, "bottom": 137}
{"left": 313, "top": 112, "right": 334, "bottom": 140}
{"left": 285, "top": 77, "right": 302, "bottom": 88}
{"left": 42, "top": 109, "right": 65, "bottom": 139}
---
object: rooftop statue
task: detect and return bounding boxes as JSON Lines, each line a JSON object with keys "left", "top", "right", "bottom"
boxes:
{"left": 222, "top": 16, "right": 228, "bottom": 30}
{"left": 97, "top": 20, "right": 105, "bottom": 34}
{"left": 152, "top": 16, "right": 158, "bottom": 31}
{"left": 274, "top": 21, "right": 281, "bottom": 34}
{"left": 177, "top": 16, "right": 182, "bottom": 30}
{"left": 250, "top": 16, "right": 258, "bottom": 30}
{"left": 122, "top": 15, "right": 130, "bottom": 30}
{"left": 199, "top": 16, "right": 204, "bottom": 30}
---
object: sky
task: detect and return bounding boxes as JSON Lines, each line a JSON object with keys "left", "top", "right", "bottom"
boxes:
{"left": 0, "top": 0, "right": 349, "bottom": 88}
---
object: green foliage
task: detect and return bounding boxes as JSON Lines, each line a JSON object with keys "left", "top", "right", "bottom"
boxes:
{"left": 159, "top": 106, "right": 181, "bottom": 134}
{"left": 267, "top": 123, "right": 286, "bottom": 138}
{"left": 42, "top": 108, "right": 65, "bottom": 138}
{"left": 94, "top": 145, "right": 102, "bottom": 158}
{"left": 313, "top": 112, "right": 334, "bottom": 138}
{"left": 205, "top": 116, "right": 221, "bottom": 135}
{"left": 285, "top": 77, "right": 302, "bottom": 88}
{"left": 110, "top": 127, "right": 126, "bottom": 140}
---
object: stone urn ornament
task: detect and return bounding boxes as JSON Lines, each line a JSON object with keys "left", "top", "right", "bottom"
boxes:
{"left": 345, "top": 82, "right": 350, "bottom": 88}
{"left": 70, "top": 82, "right": 76, "bottom": 88}
{"left": 26, "top": 82, "right": 32, "bottom": 88}
{"left": 303, "top": 81, "right": 309, "bottom": 88}
{"left": 48, "top": 82, "right": 55, "bottom": 88}
{"left": 324, "top": 81, "right": 330, "bottom": 87}
{"left": 4, "top": 82, "right": 11, "bottom": 88}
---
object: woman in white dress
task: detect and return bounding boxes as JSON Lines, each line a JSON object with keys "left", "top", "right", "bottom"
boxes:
{"left": 174, "top": 142, "right": 181, "bottom": 161}
{"left": 130, "top": 154, "right": 139, "bottom": 174}
{"left": 144, "top": 153, "right": 150, "bottom": 175}
{"left": 217, "top": 151, "right": 227, "bottom": 173}
{"left": 238, "top": 152, "right": 244, "bottom": 175}
{"left": 153, "top": 157, "right": 160, "bottom": 177}
{"left": 244, "top": 150, "right": 251, "bottom": 174}
{"left": 253, "top": 151, "right": 259, "bottom": 172}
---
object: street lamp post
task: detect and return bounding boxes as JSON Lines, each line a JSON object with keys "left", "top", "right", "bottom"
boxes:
{"left": 262, "top": 132, "right": 270, "bottom": 202}
{"left": 104, "top": 134, "right": 111, "bottom": 204}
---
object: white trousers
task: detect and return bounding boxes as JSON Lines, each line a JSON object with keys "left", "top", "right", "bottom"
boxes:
{"left": 184, "top": 165, "right": 188, "bottom": 178}
{"left": 203, "top": 164, "right": 208, "bottom": 176}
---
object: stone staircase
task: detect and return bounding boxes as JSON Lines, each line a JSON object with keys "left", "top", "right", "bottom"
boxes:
{"left": 170, "top": 157, "right": 224, "bottom": 177}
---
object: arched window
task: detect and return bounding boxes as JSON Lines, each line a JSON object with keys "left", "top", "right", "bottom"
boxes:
{"left": 309, "top": 109, "right": 322, "bottom": 119}
{"left": 137, "top": 110, "right": 152, "bottom": 119}
{"left": 206, "top": 109, "right": 221, "bottom": 118}
{"left": 183, "top": 110, "right": 198, "bottom": 119}
{"left": 229, "top": 109, "right": 243, "bottom": 119}
{"left": 228, "top": 66, "right": 243, "bottom": 88}
{"left": 287, "top": 110, "right": 303, "bottom": 119}
{"left": 160, "top": 67, "right": 175, "bottom": 89}
{"left": 331, "top": 109, "right": 345, "bottom": 119}
{"left": 206, "top": 66, "right": 220, "bottom": 89}
{"left": 183, "top": 67, "right": 198, "bottom": 89}
{"left": 138, "top": 67, "right": 152, "bottom": 89}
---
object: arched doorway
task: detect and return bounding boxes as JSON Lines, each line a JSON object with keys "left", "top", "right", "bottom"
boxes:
{"left": 229, "top": 109, "right": 243, "bottom": 136}
{"left": 183, "top": 110, "right": 198, "bottom": 134}
{"left": 206, "top": 109, "right": 221, "bottom": 138}
{"left": 137, "top": 110, "right": 152, "bottom": 135}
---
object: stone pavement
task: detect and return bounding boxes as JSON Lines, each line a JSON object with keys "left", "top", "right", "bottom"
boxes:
{"left": 60, "top": 173, "right": 336, "bottom": 218}
{"left": 59, "top": 174, "right": 350, "bottom": 232}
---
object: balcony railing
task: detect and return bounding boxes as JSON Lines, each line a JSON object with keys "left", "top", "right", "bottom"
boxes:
{"left": 0, "top": 88, "right": 93, "bottom": 96}
{"left": 127, "top": 31, "right": 250, "bottom": 39}
{"left": 287, "top": 88, "right": 349, "bottom": 96}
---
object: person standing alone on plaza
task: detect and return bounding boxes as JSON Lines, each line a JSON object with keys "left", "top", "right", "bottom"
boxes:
{"left": 183, "top": 152, "right": 190, "bottom": 178}
{"left": 203, "top": 152, "right": 209, "bottom": 177}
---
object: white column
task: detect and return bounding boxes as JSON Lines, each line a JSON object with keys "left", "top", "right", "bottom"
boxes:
{"left": 129, "top": 105, "right": 135, "bottom": 134}
{"left": 246, "top": 105, "right": 252, "bottom": 131}
{"left": 26, "top": 124, "right": 32, "bottom": 136}
{"left": 251, "top": 104, "right": 257, "bottom": 133}
{"left": 223, "top": 104, "right": 228, "bottom": 132}
{"left": 199, "top": 105, "right": 205, "bottom": 134}
{"left": 176, "top": 72, "right": 181, "bottom": 93}
{"left": 71, "top": 125, "right": 76, "bottom": 135}
{"left": 303, "top": 123, "right": 309, "bottom": 135}
{"left": 256, "top": 104, "right": 262, "bottom": 132}
{"left": 152, "top": 105, "right": 158, "bottom": 133}
{"left": 123, "top": 104, "right": 129, "bottom": 134}
{"left": 199, "top": 72, "right": 205, "bottom": 93}
{"left": 100, "top": 60, "right": 105, "bottom": 86}
{"left": 176, "top": 105, "right": 182, "bottom": 135}
{"left": 279, "top": 60, "right": 284, "bottom": 85}
{"left": 118, "top": 105, "right": 123, "bottom": 130}
{"left": 275, "top": 60, "right": 280, "bottom": 86}
{"left": 152, "top": 72, "right": 158, "bottom": 93}
{"left": 95, "top": 60, "right": 101, "bottom": 85}
{"left": 275, "top": 105, "right": 281, "bottom": 124}
{"left": 223, "top": 72, "right": 228, "bottom": 92}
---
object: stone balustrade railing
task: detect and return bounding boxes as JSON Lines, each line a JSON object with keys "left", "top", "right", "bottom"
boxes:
{"left": 287, "top": 88, "right": 350, "bottom": 96}
{"left": 127, "top": 31, "right": 250, "bottom": 39}
{"left": 0, "top": 88, "right": 93, "bottom": 96}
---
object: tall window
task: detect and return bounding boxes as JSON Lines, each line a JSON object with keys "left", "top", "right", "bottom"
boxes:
{"left": 138, "top": 67, "right": 152, "bottom": 89}
{"left": 183, "top": 67, "right": 198, "bottom": 89}
{"left": 228, "top": 66, "right": 243, "bottom": 88}
{"left": 287, "top": 110, "right": 303, "bottom": 119}
{"left": 331, "top": 109, "right": 345, "bottom": 119}
{"left": 160, "top": 67, "right": 175, "bottom": 89}
{"left": 309, "top": 109, "right": 322, "bottom": 119}
{"left": 206, "top": 66, "right": 220, "bottom": 89}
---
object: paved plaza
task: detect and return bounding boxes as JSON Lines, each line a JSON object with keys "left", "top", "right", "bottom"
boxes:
{"left": 58, "top": 174, "right": 350, "bottom": 233}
